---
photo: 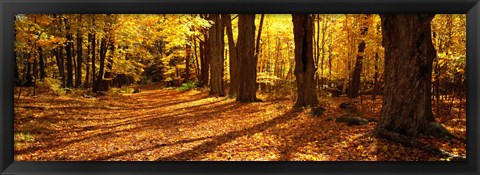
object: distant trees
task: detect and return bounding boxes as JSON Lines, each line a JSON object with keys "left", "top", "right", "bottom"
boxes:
{"left": 13, "top": 14, "right": 465, "bottom": 117}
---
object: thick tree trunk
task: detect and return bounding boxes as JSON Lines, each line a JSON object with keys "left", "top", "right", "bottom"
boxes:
{"left": 292, "top": 14, "right": 319, "bottom": 107}
{"left": 237, "top": 14, "right": 257, "bottom": 102}
{"left": 65, "top": 18, "right": 74, "bottom": 88}
{"left": 223, "top": 14, "right": 239, "bottom": 96}
{"left": 208, "top": 14, "right": 225, "bottom": 96}
{"left": 376, "top": 14, "right": 436, "bottom": 137}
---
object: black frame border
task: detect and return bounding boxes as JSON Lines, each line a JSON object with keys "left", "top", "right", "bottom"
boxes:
{"left": 1, "top": 0, "right": 479, "bottom": 175}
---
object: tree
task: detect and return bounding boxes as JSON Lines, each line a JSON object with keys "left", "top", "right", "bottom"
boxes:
{"left": 349, "top": 14, "right": 371, "bottom": 98}
{"left": 207, "top": 14, "right": 225, "bottom": 96}
{"left": 94, "top": 37, "right": 108, "bottom": 92}
{"left": 75, "top": 15, "right": 83, "bottom": 88}
{"left": 223, "top": 14, "right": 239, "bottom": 96}
{"left": 91, "top": 33, "right": 97, "bottom": 89}
{"left": 376, "top": 14, "right": 436, "bottom": 137}
{"left": 65, "top": 18, "right": 74, "bottom": 88}
{"left": 38, "top": 47, "right": 45, "bottom": 80}
{"left": 292, "top": 14, "right": 319, "bottom": 107}
{"left": 237, "top": 14, "right": 257, "bottom": 102}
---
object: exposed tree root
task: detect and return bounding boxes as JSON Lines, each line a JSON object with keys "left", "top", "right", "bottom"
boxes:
{"left": 376, "top": 128, "right": 466, "bottom": 161}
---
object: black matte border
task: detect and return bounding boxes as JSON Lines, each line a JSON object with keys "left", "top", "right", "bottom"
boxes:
{"left": 1, "top": 0, "right": 479, "bottom": 175}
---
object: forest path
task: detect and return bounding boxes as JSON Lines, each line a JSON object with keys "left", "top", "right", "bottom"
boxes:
{"left": 13, "top": 85, "right": 465, "bottom": 161}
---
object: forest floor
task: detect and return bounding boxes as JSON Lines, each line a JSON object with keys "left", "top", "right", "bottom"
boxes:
{"left": 14, "top": 83, "right": 466, "bottom": 161}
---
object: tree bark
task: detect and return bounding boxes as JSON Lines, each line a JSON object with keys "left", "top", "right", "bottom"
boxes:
{"left": 85, "top": 33, "right": 91, "bottom": 88}
{"left": 349, "top": 14, "right": 370, "bottom": 98}
{"left": 102, "top": 37, "right": 115, "bottom": 91}
{"left": 207, "top": 14, "right": 225, "bottom": 96}
{"left": 223, "top": 14, "right": 239, "bottom": 96}
{"left": 184, "top": 43, "right": 191, "bottom": 82}
{"left": 292, "top": 14, "right": 319, "bottom": 107}
{"left": 237, "top": 14, "right": 257, "bottom": 102}
{"left": 94, "top": 37, "right": 107, "bottom": 92}
{"left": 193, "top": 36, "right": 200, "bottom": 79}
{"left": 65, "top": 18, "right": 74, "bottom": 88}
{"left": 376, "top": 14, "right": 436, "bottom": 137}
{"left": 200, "top": 37, "right": 209, "bottom": 86}
{"left": 75, "top": 15, "right": 83, "bottom": 87}
{"left": 372, "top": 52, "right": 379, "bottom": 101}
{"left": 255, "top": 14, "right": 265, "bottom": 61}
{"left": 91, "top": 33, "right": 97, "bottom": 89}
{"left": 55, "top": 47, "right": 65, "bottom": 87}
{"left": 38, "top": 47, "right": 45, "bottom": 80}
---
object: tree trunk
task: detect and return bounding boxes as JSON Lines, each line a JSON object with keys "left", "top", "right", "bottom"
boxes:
{"left": 223, "top": 14, "right": 239, "bottom": 96}
{"left": 94, "top": 37, "right": 107, "bottom": 92}
{"left": 193, "top": 36, "right": 200, "bottom": 79}
{"left": 349, "top": 40, "right": 365, "bottom": 98}
{"left": 75, "top": 36, "right": 83, "bottom": 87}
{"left": 349, "top": 15, "right": 370, "bottom": 98}
{"left": 207, "top": 14, "right": 225, "bottom": 96}
{"left": 55, "top": 47, "right": 65, "bottom": 87}
{"left": 91, "top": 33, "right": 97, "bottom": 89}
{"left": 85, "top": 33, "right": 91, "bottom": 88}
{"left": 184, "top": 43, "right": 191, "bottom": 82}
{"left": 376, "top": 14, "right": 436, "bottom": 137}
{"left": 255, "top": 14, "right": 265, "bottom": 61}
{"left": 38, "top": 47, "right": 45, "bottom": 80}
{"left": 328, "top": 43, "right": 333, "bottom": 83}
{"left": 292, "top": 14, "right": 319, "bottom": 107}
{"left": 75, "top": 16, "right": 83, "bottom": 88}
{"left": 237, "top": 14, "right": 257, "bottom": 102}
{"left": 102, "top": 38, "right": 115, "bottom": 91}
{"left": 372, "top": 52, "right": 379, "bottom": 101}
{"left": 65, "top": 18, "right": 74, "bottom": 88}
{"left": 200, "top": 37, "right": 209, "bottom": 86}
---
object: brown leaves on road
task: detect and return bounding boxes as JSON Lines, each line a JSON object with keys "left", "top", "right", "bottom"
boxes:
{"left": 14, "top": 86, "right": 466, "bottom": 161}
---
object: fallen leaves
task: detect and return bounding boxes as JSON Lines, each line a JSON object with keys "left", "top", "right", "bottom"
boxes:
{"left": 13, "top": 85, "right": 466, "bottom": 161}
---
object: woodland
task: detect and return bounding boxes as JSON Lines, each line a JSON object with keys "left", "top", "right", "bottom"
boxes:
{"left": 13, "top": 14, "right": 466, "bottom": 161}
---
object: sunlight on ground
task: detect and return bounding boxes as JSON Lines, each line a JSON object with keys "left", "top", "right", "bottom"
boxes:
{"left": 14, "top": 86, "right": 466, "bottom": 161}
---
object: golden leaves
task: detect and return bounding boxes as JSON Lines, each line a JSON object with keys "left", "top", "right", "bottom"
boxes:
{"left": 14, "top": 86, "right": 466, "bottom": 161}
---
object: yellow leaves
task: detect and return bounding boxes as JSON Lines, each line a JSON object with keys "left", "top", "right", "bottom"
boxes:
{"left": 14, "top": 85, "right": 467, "bottom": 161}
{"left": 356, "top": 145, "right": 364, "bottom": 151}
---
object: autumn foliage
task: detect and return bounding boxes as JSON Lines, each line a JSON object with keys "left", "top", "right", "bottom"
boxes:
{"left": 14, "top": 14, "right": 466, "bottom": 161}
